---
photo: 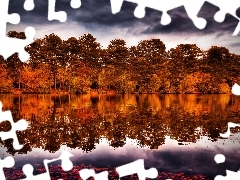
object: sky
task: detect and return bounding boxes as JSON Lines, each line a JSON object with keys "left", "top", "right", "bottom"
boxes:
{"left": 7, "top": 0, "right": 240, "bottom": 54}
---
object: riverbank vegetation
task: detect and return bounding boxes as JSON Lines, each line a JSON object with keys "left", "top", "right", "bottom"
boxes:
{"left": 1, "top": 31, "right": 240, "bottom": 94}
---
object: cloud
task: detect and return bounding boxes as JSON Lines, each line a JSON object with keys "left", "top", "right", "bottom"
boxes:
{"left": 142, "top": 6, "right": 199, "bottom": 34}
{"left": 6, "top": 0, "right": 240, "bottom": 54}
{"left": 231, "top": 42, "right": 240, "bottom": 47}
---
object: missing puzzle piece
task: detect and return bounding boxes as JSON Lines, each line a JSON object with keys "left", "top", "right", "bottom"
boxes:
{"left": 21, "top": 150, "right": 73, "bottom": 180}
{"left": 48, "top": 0, "right": 82, "bottom": 22}
{"left": 79, "top": 169, "right": 109, "bottom": 180}
{"left": 0, "top": 0, "right": 35, "bottom": 62}
{"left": 116, "top": 159, "right": 158, "bottom": 180}
{"left": 79, "top": 159, "right": 158, "bottom": 180}
{"left": 0, "top": 102, "right": 28, "bottom": 150}
{"left": 110, "top": 0, "right": 240, "bottom": 35}
{"left": 220, "top": 122, "right": 240, "bottom": 138}
{"left": 215, "top": 169, "right": 240, "bottom": 180}
{"left": 203, "top": 0, "right": 240, "bottom": 35}
{"left": 0, "top": 156, "right": 15, "bottom": 180}
{"left": 214, "top": 154, "right": 240, "bottom": 179}
{"left": 110, "top": 0, "right": 207, "bottom": 29}
{"left": 232, "top": 83, "right": 240, "bottom": 96}
{"left": 0, "top": 0, "right": 83, "bottom": 62}
{"left": 206, "top": 0, "right": 240, "bottom": 23}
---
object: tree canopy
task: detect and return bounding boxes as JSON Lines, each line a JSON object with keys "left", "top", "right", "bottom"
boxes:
{"left": 1, "top": 31, "right": 240, "bottom": 94}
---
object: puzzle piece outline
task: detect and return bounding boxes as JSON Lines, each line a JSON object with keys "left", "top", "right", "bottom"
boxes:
{"left": 110, "top": 0, "right": 240, "bottom": 35}
{"left": 0, "top": 0, "right": 83, "bottom": 62}
{"left": 1, "top": 0, "right": 240, "bottom": 179}
{"left": 0, "top": 101, "right": 28, "bottom": 150}
{"left": 0, "top": 0, "right": 36, "bottom": 62}
{"left": 21, "top": 150, "right": 74, "bottom": 180}
{"left": 0, "top": 156, "right": 15, "bottom": 180}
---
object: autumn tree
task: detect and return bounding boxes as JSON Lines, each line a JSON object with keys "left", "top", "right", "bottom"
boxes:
{"left": 107, "top": 39, "right": 129, "bottom": 64}
{"left": 60, "top": 37, "right": 82, "bottom": 91}
{"left": 0, "top": 56, "right": 12, "bottom": 93}
{"left": 38, "top": 33, "right": 64, "bottom": 91}
{"left": 128, "top": 39, "right": 166, "bottom": 92}
{"left": 168, "top": 44, "right": 202, "bottom": 93}
{"left": 6, "top": 54, "right": 24, "bottom": 90}
{"left": 79, "top": 34, "right": 102, "bottom": 87}
{"left": 21, "top": 63, "right": 53, "bottom": 93}
{"left": 136, "top": 39, "right": 166, "bottom": 64}
{"left": 205, "top": 46, "right": 231, "bottom": 92}
{"left": 65, "top": 62, "right": 91, "bottom": 93}
{"left": 6, "top": 31, "right": 26, "bottom": 90}
{"left": 79, "top": 34, "right": 101, "bottom": 67}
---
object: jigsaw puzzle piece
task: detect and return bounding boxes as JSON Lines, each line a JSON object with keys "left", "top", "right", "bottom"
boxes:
{"left": 142, "top": 6, "right": 199, "bottom": 34}
{"left": 215, "top": 169, "right": 240, "bottom": 180}
{"left": 0, "top": 0, "right": 35, "bottom": 62}
{"left": 116, "top": 159, "right": 158, "bottom": 180}
{"left": 214, "top": 154, "right": 226, "bottom": 164}
{"left": 214, "top": 154, "right": 240, "bottom": 179}
{"left": 110, "top": 0, "right": 207, "bottom": 28}
{"left": 233, "top": 7, "right": 240, "bottom": 35}
{"left": 181, "top": 0, "right": 207, "bottom": 29}
{"left": 206, "top": 0, "right": 240, "bottom": 22}
{"left": 79, "top": 169, "right": 109, "bottom": 180}
{"left": 21, "top": 150, "right": 73, "bottom": 179}
{"left": 0, "top": 156, "right": 15, "bottom": 180}
{"left": 197, "top": 1, "right": 239, "bottom": 35}
{"left": 237, "top": 7, "right": 240, "bottom": 18}
{"left": 220, "top": 122, "right": 240, "bottom": 138}
{"left": 200, "top": 0, "right": 240, "bottom": 35}
{"left": 71, "top": 0, "right": 81, "bottom": 9}
{"left": 24, "top": 0, "right": 34, "bottom": 11}
{"left": 48, "top": 0, "right": 82, "bottom": 22}
{"left": 22, "top": 164, "right": 50, "bottom": 180}
{"left": 0, "top": 102, "right": 28, "bottom": 150}
{"left": 48, "top": 0, "right": 67, "bottom": 22}
{"left": 56, "top": 149, "right": 74, "bottom": 171}
{"left": 110, "top": 0, "right": 183, "bottom": 25}
{"left": 232, "top": 83, "right": 240, "bottom": 95}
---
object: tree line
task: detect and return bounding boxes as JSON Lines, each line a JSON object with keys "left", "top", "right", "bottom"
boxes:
{"left": 1, "top": 31, "right": 240, "bottom": 94}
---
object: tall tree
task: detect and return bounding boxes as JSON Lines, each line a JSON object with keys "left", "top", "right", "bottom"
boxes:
{"left": 79, "top": 34, "right": 101, "bottom": 68}
{"left": 34, "top": 33, "right": 64, "bottom": 91}
{"left": 6, "top": 31, "right": 26, "bottom": 90}
{"left": 107, "top": 39, "right": 129, "bottom": 64}
{"left": 0, "top": 56, "right": 12, "bottom": 93}
{"left": 79, "top": 34, "right": 102, "bottom": 86}
{"left": 168, "top": 44, "right": 202, "bottom": 93}
{"left": 136, "top": 39, "right": 166, "bottom": 64}
{"left": 205, "top": 46, "right": 231, "bottom": 90}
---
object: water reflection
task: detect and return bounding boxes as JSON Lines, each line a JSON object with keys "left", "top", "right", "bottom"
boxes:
{"left": 0, "top": 94, "right": 239, "bottom": 155}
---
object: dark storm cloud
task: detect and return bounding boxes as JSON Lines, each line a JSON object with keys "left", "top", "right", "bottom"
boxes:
{"left": 6, "top": 0, "right": 240, "bottom": 53}
{"left": 8, "top": 0, "right": 49, "bottom": 24}
{"left": 142, "top": 6, "right": 199, "bottom": 34}
{"left": 199, "top": 3, "right": 239, "bottom": 36}
{"left": 142, "top": 2, "right": 239, "bottom": 35}
{"left": 8, "top": 0, "right": 140, "bottom": 27}
{"left": 149, "top": 149, "right": 240, "bottom": 179}
{"left": 8, "top": 0, "right": 239, "bottom": 35}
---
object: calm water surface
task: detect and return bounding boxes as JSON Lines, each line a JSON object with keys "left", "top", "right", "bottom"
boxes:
{"left": 0, "top": 94, "right": 240, "bottom": 179}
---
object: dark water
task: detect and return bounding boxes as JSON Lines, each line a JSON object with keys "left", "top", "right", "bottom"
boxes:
{"left": 0, "top": 94, "right": 240, "bottom": 179}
